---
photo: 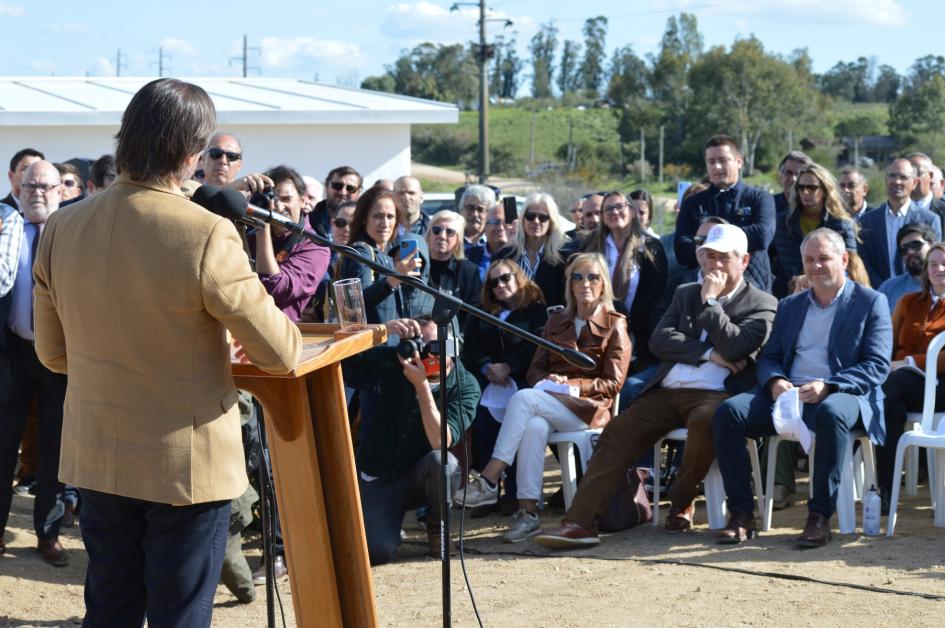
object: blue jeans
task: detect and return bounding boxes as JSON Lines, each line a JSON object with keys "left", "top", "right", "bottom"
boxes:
{"left": 79, "top": 488, "right": 230, "bottom": 628}
{"left": 358, "top": 450, "right": 461, "bottom": 565}
{"left": 714, "top": 389, "right": 861, "bottom": 518}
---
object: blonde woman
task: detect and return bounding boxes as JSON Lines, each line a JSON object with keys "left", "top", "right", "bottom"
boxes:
{"left": 455, "top": 253, "right": 631, "bottom": 542}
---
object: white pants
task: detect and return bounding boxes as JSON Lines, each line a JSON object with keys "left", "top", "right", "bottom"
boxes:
{"left": 492, "top": 388, "right": 587, "bottom": 501}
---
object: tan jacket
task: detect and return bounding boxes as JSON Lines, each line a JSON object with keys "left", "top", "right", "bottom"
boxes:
{"left": 33, "top": 175, "right": 302, "bottom": 505}
{"left": 527, "top": 306, "right": 631, "bottom": 428}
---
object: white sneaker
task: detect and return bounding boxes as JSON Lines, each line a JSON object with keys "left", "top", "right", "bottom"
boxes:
{"left": 504, "top": 509, "right": 540, "bottom": 543}
{"left": 453, "top": 475, "right": 499, "bottom": 508}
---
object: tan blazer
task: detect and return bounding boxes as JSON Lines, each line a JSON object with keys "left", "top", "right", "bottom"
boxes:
{"left": 33, "top": 175, "right": 302, "bottom": 505}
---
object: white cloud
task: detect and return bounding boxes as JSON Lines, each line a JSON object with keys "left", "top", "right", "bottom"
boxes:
{"left": 381, "top": 2, "right": 535, "bottom": 45}
{"left": 30, "top": 60, "right": 56, "bottom": 74}
{"left": 160, "top": 37, "right": 199, "bottom": 57}
{"left": 0, "top": 3, "right": 24, "bottom": 16}
{"left": 654, "top": 0, "right": 906, "bottom": 28}
{"left": 92, "top": 57, "right": 115, "bottom": 77}
{"left": 48, "top": 23, "right": 88, "bottom": 34}
{"left": 259, "top": 36, "right": 360, "bottom": 68}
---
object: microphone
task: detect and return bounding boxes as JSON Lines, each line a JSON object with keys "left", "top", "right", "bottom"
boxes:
{"left": 194, "top": 185, "right": 266, "bottom": 229}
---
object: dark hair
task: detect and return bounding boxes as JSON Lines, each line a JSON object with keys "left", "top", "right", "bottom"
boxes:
{"left": 324, "top": 165, "right": 363, "bottom": 189}
{"left": 9, "top": 148, "right": 44, "bottom": 173}
{"left": 704, "top": 134, "right": 740, "bottom": 154}
{"left": 89, "top": 154, "right": 116, "bottom": 187}
{"left": 348, "top": 187, "right": 402, "bottom": 246}
{"left": 896, "top": 221, "right": 938, "bottom": 247}
{"left": 115, "top": 79, "right": 216, "bottom": 183}
{"left": 265, "top": 165, "right": 305, "bottom": 197}
{"left": 628, "top": 188, "right": 652, "bottom": 206}
{"left": 778, "top": 151, "right": 812, "bottom": 172}
{"left": 54, "top": 162, "right": 83, "bottom": 185}
{"left": 480, "top": 259, "right": 544, "bottom": 314}
{"left": 335, "top": 200, "right": 358, "bottom": 214}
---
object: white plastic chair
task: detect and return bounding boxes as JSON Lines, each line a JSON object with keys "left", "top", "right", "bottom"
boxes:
{"left": 887, "top": 331, "right": 945, "bottom": 536}
{"left": 651, "top": 429, "right": 765, "bottom": 530}
{"left": 548, "top": 428, "right": 604, "bottom": 510}
{"left": 903, "top": 413, "right": 944, "bottom": 501}
{"left": 763, "top": 430, "right": 875, "bottom": 534}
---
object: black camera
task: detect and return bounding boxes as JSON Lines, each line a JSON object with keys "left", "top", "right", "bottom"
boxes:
{"left": 396, "top": 336, "right": 431, "bottom": 360}
{"left": 249, "top": 186, "right": 275, "bottom": 208}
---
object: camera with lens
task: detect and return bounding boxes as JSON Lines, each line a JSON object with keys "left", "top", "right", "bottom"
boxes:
{"left": 249, "top": 186, "right": 275, "bottom": 208}
{"left": 397, "top": 336, "right": 432, "bottom": 360}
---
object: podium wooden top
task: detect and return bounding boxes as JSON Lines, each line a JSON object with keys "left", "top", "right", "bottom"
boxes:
{"left": 232, "top": 323, "right": 388, "bottom": 379}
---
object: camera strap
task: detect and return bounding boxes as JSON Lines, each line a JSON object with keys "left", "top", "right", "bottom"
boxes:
{"left": 274, "top": 231, "right": 304, "bottom": 263}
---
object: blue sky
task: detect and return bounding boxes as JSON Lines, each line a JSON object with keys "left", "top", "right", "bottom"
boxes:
{"left": 1, "top": 0, "right": 938, "bottom": 87}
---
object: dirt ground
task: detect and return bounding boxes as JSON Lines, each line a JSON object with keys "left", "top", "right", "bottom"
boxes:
{"left": 2, "top": 463, "right": 945, "bottom": 628}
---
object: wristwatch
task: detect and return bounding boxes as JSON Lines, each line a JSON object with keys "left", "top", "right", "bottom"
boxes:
{"left": 706, "top": 297, "right": 719, "bottom": 307}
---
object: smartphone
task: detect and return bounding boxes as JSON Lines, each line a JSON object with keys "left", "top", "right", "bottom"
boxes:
{"left": 399, "top": 238, "right": 419, "bottom": 260}
{"left": 503, "top": 196, "right": 518, "bottom": 223}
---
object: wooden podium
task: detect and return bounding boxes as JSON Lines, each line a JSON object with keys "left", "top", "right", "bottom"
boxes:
{"left": 232, "top": 323, "right": 386, "bottom": 628}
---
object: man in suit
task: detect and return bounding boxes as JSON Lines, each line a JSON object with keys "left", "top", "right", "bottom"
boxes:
{"left": 3, "top": 148, "right": 44, "bottom": 211}
{"left": 932, "top": 165, "right": 944, "bottom": 201}
{"left": 0, "top": 161, "right": 67, "bottom": 565}
{"left": 713, "top": 228, "right": 891, "bottom": 548}
{"left": 535, "top": 224, "right": 777, "bottom": 548}
{"left": 838, "top": 166, "right": 872, "bottom": 221}
{"left": 858, "top": 158, "right": 942, "bottom": 289}
{"left": 675, "top": 135, "right": 776, "bottom": 293}
{"left": 907, "top": 152, "right": 945, "bottom": 232}
{"left": 32, "top": 79, "right": 301, "bottom": 627}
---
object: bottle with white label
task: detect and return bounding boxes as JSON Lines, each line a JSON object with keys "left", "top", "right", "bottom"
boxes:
{"left": 863, "top": 485, "right": 881, "bottom": 536}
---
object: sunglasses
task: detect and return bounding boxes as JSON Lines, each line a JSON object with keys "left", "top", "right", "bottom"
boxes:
{"left": 524, "top": 211, "right": 550, "bottom": 223}
{"left": 333, "top": 217, "right": 350, "bottom": 229}
{"left": 571, "top": 272, "right": 603, "bottom": 283}
{"left": 206, "top": 148, "right": 241, "bottom": 162}
{"left": 22, "top": 182, "right": 60, "bottom": 194}
{"left": 62, "top": 179, "right": 78, "bottom": 188}
{"left": 603, "top": 202, "right": 628, "bottom": 214}
{"left": 330, "top": 181, "right": 360, "bottom": 194}
{"left": 796, "top": 184, "right": 821, "bottom": 193}
{"left": 489, "top": 272, "right": 514, "bottom": 288}
{"left": 899, "top": 240, "right": 927, "bottom": 255}
{"left": 431, "top": 225, "right": 458, "bottom": 238}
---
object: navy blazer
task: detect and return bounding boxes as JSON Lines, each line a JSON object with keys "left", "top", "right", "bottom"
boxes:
{"left": 771, "top": 210, "right": 858, "bottom": 298}
{"left": 756, "top": 280, "right": 892, "bottom": 444}
{"left": 857, "top": 202, "right": 942, "bottom": 288}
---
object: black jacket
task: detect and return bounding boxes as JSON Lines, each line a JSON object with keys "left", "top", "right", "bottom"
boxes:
{"left": 461, "top": 301, "right": 548, "bottom": 389}
{"left": 494, "top": 246, "right": 567, "bottom": 307}
{"left": 430, "top": 257, "right": 483, "bottom": 325}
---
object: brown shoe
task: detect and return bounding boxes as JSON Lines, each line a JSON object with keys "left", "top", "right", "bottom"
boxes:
{"left": 534, "top": 520, "right": 600, "bottom": 550}
{"left": 38, "top": 538, "right": 67, "bottom": 567}
{"left": 796, "top": 512, "right": 832, "bottom": 548}
{"left": 664, "top": 503, "right": 695, "bottom": 533}
{"left": 716, "top": 512, "right": 757, "bottom": 545}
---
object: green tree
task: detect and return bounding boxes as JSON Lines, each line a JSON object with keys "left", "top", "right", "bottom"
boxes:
{"left": 361, "top": 74, "right": 395, "bottom": 93}
{"left": 607, "top": 45, "right": 648, "bottom": 106}
{"left": 872, "top": 65, "right": 901, "bottom": 102}
{"left": 906, "top": 55, "right": 945, "bottom": 93}
{"left": 529, "top": 21, "right": 558, "bottom": 99}
{"left": 579, "top": 16, "right": 608, "bottom": 98}
{"left": 387, "top": 43, "right": 478, "bottom": 106}
{"left": 889, "top": 74, "right": 945, "bottom": 155}
{"left": 558, "top": 40, "right": 582, "bottom": 96}
{"left": 491, "top": 34, "right": 524, "bottom": 99}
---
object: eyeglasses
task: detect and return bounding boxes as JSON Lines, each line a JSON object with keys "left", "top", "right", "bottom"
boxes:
{"left": 22, "top": 182, "right": 60, "bottom": 194}
{"left": 523, "top": 211, "right": 550, "bottom": 223}
{"left": 571, "top": 272, "right": 603, "bottom": 284}
{"left": 463, "top": 204, "right": 486, "bottom": 214}
{"left": 206, "top": 148, "right": 242, "bottom": 162}
{"left": 333, "top": 217, "right": 350, "bottom": 229}
{"left": 62, "top": 179, "right": 78, "bottom": 188}
{"left": 431, "top": 225, "right": 458, "bottom": 238}
{"left": 602, "top": 202, "right": 629, "bottom": 214}
{"left": 489, "top": 272, "right": 514, "bottom": 288}
{"left": 485, "top": 218, "right": 503, "bottom": 226}
{"left": 330, "top": 181, "right": 360, "bottom": 194}
{"left": 796, "top": 184, "right": 821, "bottom": 193}
{"left": 899, "top": 240, "right": 927, "bottom": 255}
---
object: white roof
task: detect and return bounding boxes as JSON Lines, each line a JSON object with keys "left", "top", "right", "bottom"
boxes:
{"left": 0, "top": 77, "right": 458, "bottom": 127}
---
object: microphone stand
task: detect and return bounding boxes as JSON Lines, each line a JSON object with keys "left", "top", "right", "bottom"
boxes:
{"left": 242, "top": 201, "right": 595, "bottom": 627}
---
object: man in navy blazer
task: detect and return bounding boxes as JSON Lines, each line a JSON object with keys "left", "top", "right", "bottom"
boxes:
{"left": 713, "top": 228, "right": 891, "bottom": 548}
{"left": 858, "top": 158, "right": 941, "bottom": 288}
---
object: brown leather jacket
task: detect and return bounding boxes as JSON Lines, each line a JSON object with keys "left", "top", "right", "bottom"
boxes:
{"left": 526, "top": 306, "right": 631, "bottom": 428}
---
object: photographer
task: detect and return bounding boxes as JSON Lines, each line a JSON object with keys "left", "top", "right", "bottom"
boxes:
{"left": 343, "top": 317, "right": 479, "bottom": 565}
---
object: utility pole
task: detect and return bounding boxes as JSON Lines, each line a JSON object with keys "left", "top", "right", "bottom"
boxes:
{"left": 477, "top": 0, "right": 488, "bottom": 183}
{"left": 639, "top": 128, "right": 646, "bottom": 183}
{"left": 658, "top": 125, "right": 665, "bottom": 185}
{"left": 115, "top": 49, "right": 127, "bottom": 77}
{"left": 229, "top": 34, "right": 260, "bottom": 77}
{"left": 151, "top": 47, "right": 171, "bottom": 77}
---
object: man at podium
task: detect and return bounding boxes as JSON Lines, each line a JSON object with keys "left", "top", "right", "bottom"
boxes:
{"left": 344, "top": 316, "right": 479, "bottom": 564}
{"left": 32, "top": 78, "right": 302, "bottom": 628}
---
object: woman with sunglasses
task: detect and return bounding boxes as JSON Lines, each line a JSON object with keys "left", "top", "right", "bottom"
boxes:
{"left": 426, "top": 210, "right": 482, "bottom": 323}
{"left": 582, "top": 190, "right": 667, "bottom": 373}
{"left": 496, "top": 192, "right": 570, "bottom": 307}
{"left": 305, "top": 200, "right": 359, "bottom": 322}
{"left": 456, "top": 253, "right": 631, "bottom": 542}
{"left": 461, "top": 260, "right": 548, "bottom": 511}
{"left": 772, "top": 162, "right": 859, "bottom": 297}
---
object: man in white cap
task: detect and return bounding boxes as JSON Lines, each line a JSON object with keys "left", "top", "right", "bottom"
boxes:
{"left": 536, "top": 224, "right": 778, "bottom": 547}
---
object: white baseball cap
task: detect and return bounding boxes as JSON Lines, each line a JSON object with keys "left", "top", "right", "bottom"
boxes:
{"left": 697, "top": 223, "right": 748, "bottom": 255}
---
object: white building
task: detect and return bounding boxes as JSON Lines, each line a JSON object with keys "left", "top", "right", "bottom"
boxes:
{"left": 0, "top": 77, "right": 457, "bottom": 187}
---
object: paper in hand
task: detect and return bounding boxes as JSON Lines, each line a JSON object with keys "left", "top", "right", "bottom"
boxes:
{"left": 534, "top": 378, "right": 580, "bottom": 398}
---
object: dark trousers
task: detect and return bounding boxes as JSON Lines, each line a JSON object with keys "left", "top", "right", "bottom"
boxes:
{"left": 877, "top": 368, "right": 945, "bottom": 490}
{"left": 566, "top": 388, "right": 730, "bottom": 532}
{"left": 78, "top": 488, "right": 230, "bottom": 628}
{"left": 358, "top": 450, "right": 460, "bottom": 565}
{"left": 0, "top": 334, "right": 67, "bottom": 540}
{"left": 714, "top": 389, "right": 861, "bottom": 519}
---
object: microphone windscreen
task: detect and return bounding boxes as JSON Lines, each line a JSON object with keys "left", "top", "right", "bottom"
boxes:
{"left": 212, "top": 188, "right": 251, "bottom": 222}
{"left": 191, "top": 185, "right": 220, "bottom": 210}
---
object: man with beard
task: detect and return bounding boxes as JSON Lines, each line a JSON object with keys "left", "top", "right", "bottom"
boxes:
{"left": 877, "top": 222, "right": 937, "bottom": 313}
{"left": 307, "top": 166, "right": 362, "bottom": 236}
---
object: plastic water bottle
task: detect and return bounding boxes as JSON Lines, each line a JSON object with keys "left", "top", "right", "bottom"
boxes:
{"left": 863, "top": 485, "right": 881, "bottom": 536}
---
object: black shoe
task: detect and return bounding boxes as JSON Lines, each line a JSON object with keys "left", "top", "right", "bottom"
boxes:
{"left": 880, "top": 488, "right": 891, "bottom": 517}
{"left": 546, "top": 488, "right": 565, "bottom": 509}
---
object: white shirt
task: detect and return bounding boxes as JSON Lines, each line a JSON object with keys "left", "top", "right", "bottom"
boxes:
{"left": 604, "top": 233, "right": 641, "bottom": 313}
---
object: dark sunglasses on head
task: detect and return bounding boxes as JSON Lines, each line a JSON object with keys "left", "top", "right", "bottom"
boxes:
{"left": 333, "top": 217, "right": 350, "bottom": 229}
{"left": 489, "top": 272, "right": 514, "bottom": 288}
{"left": 571, "top": 272, "right": 602, "bottom": 283}
{"left": 330, "top": 181, "right": 360, "bottom": 193}
{"left": 900, "top": 240, "right": 927, "bottom": 255}
{"left": 524, "top": 211, "right": 550, "bottom": 223}
{"left": 206, "top": 148, "right": 241, "bottom": 162}
{"left": 431, "top": 225, "right": 458, "bottom": 238}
